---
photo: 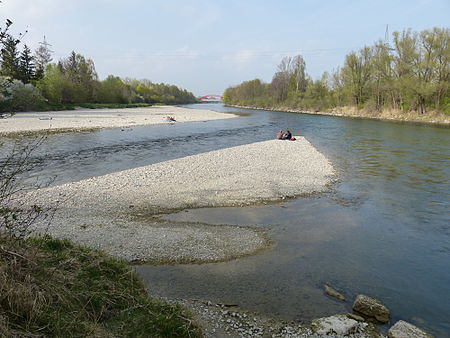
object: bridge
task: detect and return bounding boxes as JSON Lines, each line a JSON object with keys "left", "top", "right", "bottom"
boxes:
{"left": 197, "top": 94, "right": 223, "bottom": 103}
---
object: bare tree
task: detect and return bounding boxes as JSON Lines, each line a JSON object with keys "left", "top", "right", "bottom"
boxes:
{"left": 34, "top": 36, "right": 53, "bottom": 79}
{"left": 0, "top": 137, "right": 56, "bottom": 245}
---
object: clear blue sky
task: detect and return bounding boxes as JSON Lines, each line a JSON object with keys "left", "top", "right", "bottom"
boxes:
{"left": 2, "top": 0, "right": 449, "bottom": 96}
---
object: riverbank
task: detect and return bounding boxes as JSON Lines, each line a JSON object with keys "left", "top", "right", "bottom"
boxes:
{"left": 227, "top": 104, "right": 450, "bottom": 125}
{"left": 0, "top": 105, "right": 237, "bottom": 135}
{"left": 25, "top": 137, "right": 335, "bottom": 264}
{"left": 0, "top": 234, "right": 201, "bottom": 337}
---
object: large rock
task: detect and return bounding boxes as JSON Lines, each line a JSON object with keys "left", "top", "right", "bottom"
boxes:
{"left": 311, "top": 314, "right": 367, "bottom": 335}
{"left": 388, "top": 320, "right": 433, "bottom": 338}
{"left": 352, "top": 294, "right": 390, "bottom": 323}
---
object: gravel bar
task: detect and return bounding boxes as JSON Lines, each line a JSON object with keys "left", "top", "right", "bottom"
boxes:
{"left": 29, "top": 137, "right": 335, "bottom": 263}
{"left": 0, "top": 105, "right": 236, "bottom": 134}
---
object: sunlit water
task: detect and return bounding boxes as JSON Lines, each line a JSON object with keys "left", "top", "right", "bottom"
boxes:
{"left": 1, "top": 104, "right": 449, "bottom": 336}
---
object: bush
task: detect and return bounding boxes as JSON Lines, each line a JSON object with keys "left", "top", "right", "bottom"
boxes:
{"left": 0, "top": 77, "right": 44, "bottom": 112}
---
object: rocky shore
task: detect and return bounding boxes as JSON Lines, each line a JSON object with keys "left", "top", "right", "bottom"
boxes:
{"left": 166, "top": 295, "right": 433, "bottom": 338}
{"left": 0, "top": 105, "right": 237, "bottom": 134}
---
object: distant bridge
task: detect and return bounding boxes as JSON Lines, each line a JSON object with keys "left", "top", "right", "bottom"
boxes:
{"left": 197, "top": 94, "right": 223, "bottom": 103}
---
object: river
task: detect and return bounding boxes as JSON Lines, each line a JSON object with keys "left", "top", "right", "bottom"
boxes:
{"left": 2, "top": 104, "right": 449, "bottom": 336}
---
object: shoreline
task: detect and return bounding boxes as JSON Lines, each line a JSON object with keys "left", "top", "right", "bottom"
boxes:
{"left": 227, "top": 104, "right": 450, "bottom": 126}
{"left": 0, "top": 105, "right": 238, "bottom": 135}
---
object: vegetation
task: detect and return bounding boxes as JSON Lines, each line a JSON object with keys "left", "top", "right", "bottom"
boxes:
{"left": 224, "top": 27, "right": 450, "bottom": 119}
{"left": 0, "top": 235, "right": 201, "bottom": 337}
{"left": 0, "top": 16, "right": 197, "bottom": 114}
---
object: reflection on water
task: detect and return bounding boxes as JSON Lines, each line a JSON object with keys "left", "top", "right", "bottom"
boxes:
{"left": 2, "top": 104, "right": 449, "bottom": 336}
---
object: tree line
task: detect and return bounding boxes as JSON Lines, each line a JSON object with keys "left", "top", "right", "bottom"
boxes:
{"left": 224, "top": 27, "right": 449, "bottom": 115}
{"left": 0, "top": 19, "right": 197, "bottom": 113}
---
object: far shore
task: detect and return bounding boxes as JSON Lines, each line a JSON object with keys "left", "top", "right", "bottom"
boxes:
{"left": 227, "top": 104, "right": 450, "bottom": 125}
{"left": 0, "top": 105, "right": 237, "bottom": 135}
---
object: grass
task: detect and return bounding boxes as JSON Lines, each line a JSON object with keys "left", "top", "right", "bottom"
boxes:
{"left": 0, "top": 234, "right": 201, "bottom": 337}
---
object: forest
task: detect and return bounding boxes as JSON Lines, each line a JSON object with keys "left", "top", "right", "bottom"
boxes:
{"left": 224, "top": 27, "right": 450, "bottom": 116}
{"left": 0, "top": 21, "right": 197, "bottom": 113}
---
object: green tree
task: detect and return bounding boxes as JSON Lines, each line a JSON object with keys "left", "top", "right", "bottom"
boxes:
{"left": 36, "top": 64, "right": 67, "bottom": 104}
{"left": 341, "top": 47, "right": 373, "bottom": 107}
{"left": 18, "top": 44, "right": 35, "bottom": 83}
{"left": 367, "top": 41, "right": 395, "bottom": 111}
{"left": 97, "top": 75, "right": 133, "bottom": 103}
{"left": 0, "top": 36, "right": 20, "bottom": 79}
{"left": 57, "top": 51, "right": 98, "bottom": 103}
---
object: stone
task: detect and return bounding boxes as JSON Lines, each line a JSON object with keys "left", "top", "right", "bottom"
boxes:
{"left": 388, "top": 320, "right": 433, "bottom": 338}
{"left": 324, "top": 284, "right": 346, "bottom": 301}
{"left": 311, "top": 314, "right": 367, "bottom": 335}
{"left": 346, "top": 313, "right": 365, "bottom": 322}
{"left": 353, "top": 294, "right": 390, "bottom": 323}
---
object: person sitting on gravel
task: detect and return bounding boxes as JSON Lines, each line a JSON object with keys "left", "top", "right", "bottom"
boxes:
{"left": 276, "top": 130, "right": 283, "bottom": 139}
{"left": 282, "top": 129, "right": 292, "bottom": 140}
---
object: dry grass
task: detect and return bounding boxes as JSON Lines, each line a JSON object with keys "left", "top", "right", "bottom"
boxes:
{"left": 323, "top": 106, "right": 450, "bottom": 124}
{"left": 0, "top": 234, "right": 201, "bottom": 337}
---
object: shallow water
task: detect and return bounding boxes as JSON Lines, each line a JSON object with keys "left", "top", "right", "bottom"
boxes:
{"left": 2, "top": 104, "right": 449, "bottom": 336}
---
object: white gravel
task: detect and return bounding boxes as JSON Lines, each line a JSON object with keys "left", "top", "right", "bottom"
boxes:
{"left": 0, "top": 105, "right": 236, "bottom": 134}
{"left": 28, "top": 137, "right": 335, "bottom": 263}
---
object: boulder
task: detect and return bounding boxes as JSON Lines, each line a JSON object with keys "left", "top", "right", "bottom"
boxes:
{"left": 324, "top": 285, "right": 346, "bottom": 301}
{"left": 311, "top": 314, "right": 367, "bottom": 335}
{"left": 388, "top": 320, "right": 433, "bottom": 338}
{"left": 352, "top": 294, "right": 390, "bottom": 323}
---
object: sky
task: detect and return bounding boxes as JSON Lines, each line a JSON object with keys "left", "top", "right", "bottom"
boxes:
{"left": 1, "top": 0, "right": 449, "bottom": 96}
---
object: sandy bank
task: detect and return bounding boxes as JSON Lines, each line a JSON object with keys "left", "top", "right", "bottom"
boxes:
{"left": 28, "top": 138, "right": 335, "bottom": 263}
{"left": 0, "top": 105, "right": 237, "bottom": 135}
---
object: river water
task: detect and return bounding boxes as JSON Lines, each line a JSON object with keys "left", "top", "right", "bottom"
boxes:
{"left": 2, "top": 104, "right": 449, "bottom": 336}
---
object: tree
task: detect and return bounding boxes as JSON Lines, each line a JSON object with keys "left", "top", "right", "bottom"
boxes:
{"left": 18, "top": 44, "right": 35, "bottom": 83}
{"left": 419, "top": 27, "right": 450, "bottom": 111}
{"left": 34, "top": 36, "right": 53, "bottom": 80}
{"left": 53, "top": 51, "right": 98, "bottom": 103}
{"left": 369, "top": 41, "right": 395, "bottom": 111}
{"left": 1, "top": 137, "right": 55, "bottom": 241}
{"left": 36, "top": 64, "right": 67, "bottom": 104}
{"left": 0, "top": 17, "right": 13, "bottom": 46}
{"left": 0, "top": 36, "right": 20, "bottom": 79}
{"left": 97, "top": 75, "right": 132, "bottom": 103}
{"left": 341, "top": 47, "right": 373, "bottom": 106}
{"left": 291, "top": 55, "right": 308, "bottom": 93}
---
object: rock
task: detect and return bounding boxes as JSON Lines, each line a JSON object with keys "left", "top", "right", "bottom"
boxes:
{"left": 324, "top": 284, "right": 346, "bottom": 301}
{"left": 346, "top": 313, "right": 365, "bottom": 322}
{"left": 353, "top": 294, "right": 390, "bottom": 323}
{"left": 388, "top": 320, "right": 433, "bottom": 338}
{"left": 311, "top": 314, "right": 367, "bottom": 335}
